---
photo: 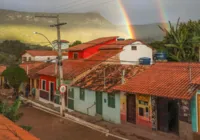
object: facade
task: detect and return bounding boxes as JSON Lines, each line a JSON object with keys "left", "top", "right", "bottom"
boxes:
{"left": 0, "top": 65, "right": 6, "bottom": 88}
{"left": 21, "top": 50, "right": 68, "bottom": 63}
{"left": 71, "top": 64, "right": 149, "bottom": 124}
{"left": 114, "top": 62, "right": 200, "bottom": 140}
{"left": 67, "top": 36, "right": 118, "bottom": 59}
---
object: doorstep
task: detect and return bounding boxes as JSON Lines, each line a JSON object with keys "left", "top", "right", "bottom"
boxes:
{"left": 68, "top": 111, "right": 180, "bottom": 140}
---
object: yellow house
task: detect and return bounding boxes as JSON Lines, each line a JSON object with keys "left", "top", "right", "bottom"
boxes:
{"left": 0, "top": 65, "right": 6, "bottom": 88}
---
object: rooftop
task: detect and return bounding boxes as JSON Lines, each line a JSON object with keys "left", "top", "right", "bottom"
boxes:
{"left": 23, "top": 50, "right": 68, "bottom": 56}
{"left": 114, "top": 62, "right": 200, "bottom": 100}
{"left": 72, "top": 64, "right": 149, "bottom": 93}
{"left": 0, "top": 115, "right": 39, "bottom": 140}
{"left": 37, "top": 50, "right": 121, "bottom": 80}
{"left": 67, "top": 36, "right": 118, "bottom": 52}
{"left": 19, "top": 61, "right": 46, "bottom": 74}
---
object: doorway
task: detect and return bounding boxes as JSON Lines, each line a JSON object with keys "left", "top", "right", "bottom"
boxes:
{"left": 96, "top": 92, "right": 103, "bottom": 115}
{"left": 157, "top": 97, "right": 179, "bottom": 134}
{"left": 64, "top": 86, "right": 68, "bottom": 107}
{"left": 49, "top": 82, "right": 54, "bottom": 102}
{"left": 127, "top": 94, "right": 136, "bottom": 124}
{"left": 198, "top": 95, "right": 200, "bottom": 132}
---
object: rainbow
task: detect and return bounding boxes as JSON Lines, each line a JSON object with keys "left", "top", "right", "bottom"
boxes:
{"left": 117, "top": 0, "right": 136, "bottom": 39}
{"left": 155, "top": 0, "right": 169, "bottom": 30}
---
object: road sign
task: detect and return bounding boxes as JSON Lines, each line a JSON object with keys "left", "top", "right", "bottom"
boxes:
{"left": 59, "top": 85, "right": 66, "bottom": 94}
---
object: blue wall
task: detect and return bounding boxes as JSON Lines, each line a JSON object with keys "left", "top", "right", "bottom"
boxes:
{"left": 73, "top": 87, "right": 96, "bottom": 116}
{"left": 102, "top": 92, "right": 121, "bottom": 124}
{"left": 191, "top": 95, "right": 197, "bottom": 132}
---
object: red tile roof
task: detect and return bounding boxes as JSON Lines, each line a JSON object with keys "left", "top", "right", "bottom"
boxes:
{"left": 114, "top": 62, "right": 200, "bottom": 100}
{"left": 19, "top": 61, "right": 45, "bottom": 74}
{"left": 67, "top": 36, "right": 118, "bottom": 51}
{"left": 0, "top": 65, "right": 6, "bottom": 75}
{"left": 37, "top": 50, "right": 121, "bottom": 80}
{"left": 23, "top": 50, "right": 68, "bottom": 56}
{"left": 0, "top": 115, "right": 39, "bottom": 140}
{"left": 72, "top": 64, "right": 149, "bottom": 93}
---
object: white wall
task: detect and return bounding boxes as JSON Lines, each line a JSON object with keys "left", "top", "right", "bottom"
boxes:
{"left": 119, "top": 41, "right": 153, "bottom": 65}
{"left": 22, "top": 53, "right": 68, "bottom": 63}
{"left": 22, "top": 53, "right": 35, "bottom": 62}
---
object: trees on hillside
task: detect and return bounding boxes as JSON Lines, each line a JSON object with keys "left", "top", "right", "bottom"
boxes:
{"left": 69, "top": 40, "right": 82, "bottom": 47}
{"left": 152, "top": 19, "right": 200, "bottom": 62}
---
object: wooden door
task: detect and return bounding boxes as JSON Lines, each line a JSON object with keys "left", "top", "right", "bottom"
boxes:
{"left": 157, "top": 97, "right": 169, "bottom": 132}
{"left": 198, "top": 95, "right": 200, "bottom": 132}
{"left": 127, "top": 94, "right": 136, "bottom": 124}
{"left": 50, "top": 82, "right": 54, "bottom": 102}
{"left": 96, "top": 92, "right": 103, "bottom": 115}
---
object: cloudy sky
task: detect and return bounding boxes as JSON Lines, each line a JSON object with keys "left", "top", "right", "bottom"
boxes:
{"left": 0, "top": 0, "right": 200, "bottom": 25}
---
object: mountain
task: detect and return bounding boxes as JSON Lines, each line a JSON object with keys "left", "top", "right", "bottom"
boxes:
{"left": 0, "top": 9, "right": 166, "bottom": 45}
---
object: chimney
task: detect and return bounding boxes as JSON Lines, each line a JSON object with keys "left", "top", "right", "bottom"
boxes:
{"left": 189, "top": 65, "right": 192, "bottom": 83}
{"left": 55, "top": 60, "right": 57, "bottom": 75}
{"left": 122, "top": 70, "right": 125, "bottom": 84}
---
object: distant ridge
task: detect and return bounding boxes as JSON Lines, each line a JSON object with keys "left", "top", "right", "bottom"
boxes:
{"left": 0, "top": 9, "right": 166, "bottom": 45}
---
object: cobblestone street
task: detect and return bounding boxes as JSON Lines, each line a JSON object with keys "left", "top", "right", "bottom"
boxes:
{"left": 17, "top": 106, "right": 121, "bottom": 140}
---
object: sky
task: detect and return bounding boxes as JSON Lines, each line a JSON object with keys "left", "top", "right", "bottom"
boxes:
{"left": 0, "top": 0, "right": 200, "bottom": 25}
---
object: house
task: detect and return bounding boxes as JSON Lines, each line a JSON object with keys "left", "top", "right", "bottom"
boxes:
{"left": 52, "top": 40, "right": 70, "bottom": 50}
{"left": 21, "top": 50, "right": 68, "bottom": 63}
{"left": 36, "top": 49, "right": 121, "bottom": 106}
{"left": 114, "top": 62, "right": 200, "bottom": 140}
{"left": 0, "top": 115, "right": 39, "bottom": 140}
{"left": 100, "top": 39, "right": 153, "bottom": 65}
{"left": 0, "top": 65, "right": 6, "bottom": 88}
{"left": 67, "top": 36, "right": 118, "bottom": 59}
{"left": 19, "top": 61, "right": 52, "bottom": 99}
{"left": 70, "top": 64, "right": 149, "bottom": 124}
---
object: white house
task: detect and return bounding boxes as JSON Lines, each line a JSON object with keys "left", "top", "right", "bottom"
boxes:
{"left": 119, "top": 41, "right": 153, "bottom": 65}
{"left": 21, "top": 50, "right": 68, "bottom": 63}
{"left": 100, "top": 39, "right": 153, "bottom": 65}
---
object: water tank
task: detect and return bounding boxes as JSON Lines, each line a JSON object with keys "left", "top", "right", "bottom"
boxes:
{"left": 139, "top": 57, "right": 151, "bottom": 65}
{"left": 154, "top": 52, "right": 167, "bottom": 60}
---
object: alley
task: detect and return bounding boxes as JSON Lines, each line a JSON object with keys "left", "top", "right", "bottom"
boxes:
{"left": 17, "top": 106, "right": 121, "bottom": 140}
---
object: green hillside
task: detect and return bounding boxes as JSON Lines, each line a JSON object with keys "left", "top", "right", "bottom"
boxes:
{"left": 0, "top": 9, "right": 166, "bottom": 45}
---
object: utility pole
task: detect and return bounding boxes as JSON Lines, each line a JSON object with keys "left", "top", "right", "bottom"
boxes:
{"left": 35, "top": 15, "right": 67, "bottom": 116}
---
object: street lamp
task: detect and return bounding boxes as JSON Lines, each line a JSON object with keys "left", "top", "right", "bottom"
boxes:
{"left": 33, "top": 32, "right": 54, "bottom": 50}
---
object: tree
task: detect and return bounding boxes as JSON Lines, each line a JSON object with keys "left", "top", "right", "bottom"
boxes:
{"left": 69, "top": 40, "right": 82, "bottom": 47}
{"left": 2, "top": 65, "right": 28, "bottom": 97}
{"left": 156, "top": 18, "right": 200, "bottom": 62}
{"left": 0, "top": 99, "right": 32, "bottom": 131}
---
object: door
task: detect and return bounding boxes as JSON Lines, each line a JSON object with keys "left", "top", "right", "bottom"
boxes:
{"left": 157, "top": 97, "right": 169, "bottom": 132}
{"left": 50, "top": 82, "right": 54, "bottom": 102}
{"left": 68, "top": 88, "right": 74, "bottom": 110}
{"left": 96, "top": 92, "right": 103, "bottom": 115}
{"left": 127, "top": 94, "right": 136, "bottom": 124}
{"left": 64, "top": 87, "right": 68, "bottom": 107}
{"left": 198, "top": 95, "right": 200, "bottom": 132}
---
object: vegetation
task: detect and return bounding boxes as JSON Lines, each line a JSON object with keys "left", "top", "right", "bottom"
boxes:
{"left": 2, "top": 65, "right": 28, "bottom": 96}
{"left": 0, "top": 99, "right": 32, "bottom": 131}
{"left": 0, "top": 40, "right": 51, "bottom": 65}
{"left": 69, "top": 40, "right": 82, "bottom": 47}
{"left": 150, "top": 19, "right": 200, "bottom": 62}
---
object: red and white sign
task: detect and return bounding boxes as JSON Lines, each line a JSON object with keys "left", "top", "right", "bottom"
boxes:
{"left": 59, "top": 85, "right": 67, "bottom": 94}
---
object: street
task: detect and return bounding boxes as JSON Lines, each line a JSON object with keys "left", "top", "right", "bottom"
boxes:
{"left": 17, "top": 106, "right": 120, "bottom": 140}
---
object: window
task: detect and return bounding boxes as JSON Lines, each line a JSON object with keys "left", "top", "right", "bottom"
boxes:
{"left": 23, "top": 57, "right": 27, "bottom": 62}
{"left": 42, "top": 80, "right": 46, "bottom": 90}
{"left": 108, "top": 94, "right": 115, "bottom": 108}
{"left": 47, "top": 57, "right": 50, "bottom": 61}
{"left": 131, "top": 46, "right": 137, "bottom": 50}
{"left": 80, "top": 88, "right": 85, "bottom": 100}
{"left": 68, "top": 88, "right": 74, "bottom": 98}
{"left": 28, "top": 57, "right": 31, "bottom": 61}
{"left": 139, "top": 107, "right": 144, "bottom": 116}
{"left": 73, "top": 53, "right": 78, "bottom": 59}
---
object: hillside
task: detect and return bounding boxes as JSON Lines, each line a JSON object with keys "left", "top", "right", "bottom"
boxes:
{"left": 0, "top": 9, "right": 166, "bottom": 45}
